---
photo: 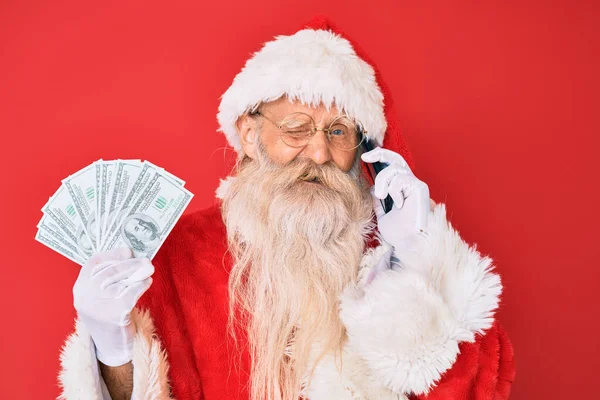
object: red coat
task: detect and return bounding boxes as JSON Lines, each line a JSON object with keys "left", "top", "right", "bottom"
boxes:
{"left": 58, "top": 202, "right": 515, "bottom": 399}
{"left": 136, "top": 204, "right": 515, "bottom": 399}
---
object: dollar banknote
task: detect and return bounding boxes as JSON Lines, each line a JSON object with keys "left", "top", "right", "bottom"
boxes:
{"left": 102, "top": 162, "right": 154, "bottom": 246}
{"left": 36, "top": 160, "right": 193, "bottom": 265}
{"left": 101, "top": 160, "right": 144, "bottom": 249}
{"left": 35, "top": 229, "right": 86, "bottom": 266}
{"left": 103, "top": 168, "right": 193, "bottom": 259}
{"left": 98, "top": 160, "right": 119, "bottom": 247}
{"left": 62, "top": 161, "right": 101, "bottom": 251}
{"left": 42, "top": 185, "right": 95, "bottom": 257}
{"left": 36, "top": 214, "right": 87, "bottom": 264}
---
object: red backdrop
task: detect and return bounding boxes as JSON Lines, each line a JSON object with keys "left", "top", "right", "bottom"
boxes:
{"left": 1, "top": 1, "right": 598, "bottom": 398}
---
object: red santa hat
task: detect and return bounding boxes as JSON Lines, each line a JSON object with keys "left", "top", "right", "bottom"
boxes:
{"left": 216, "top": 16, "right": 415, "bottom": 171}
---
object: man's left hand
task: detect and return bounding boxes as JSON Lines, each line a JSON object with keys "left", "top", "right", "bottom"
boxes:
{"left": 361, "top": 147, "right": 431, "bottom": 255}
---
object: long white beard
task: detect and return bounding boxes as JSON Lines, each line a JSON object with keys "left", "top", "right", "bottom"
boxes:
{"left": 221, "top": 147, "right": 373, "bottom": 400}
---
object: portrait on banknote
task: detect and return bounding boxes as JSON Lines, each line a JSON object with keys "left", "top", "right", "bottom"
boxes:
{"left": 121, "top": 213, "right": 160, "bottom": 253}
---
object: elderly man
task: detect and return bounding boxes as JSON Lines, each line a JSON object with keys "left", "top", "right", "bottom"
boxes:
{"left": 58, "top": 18, "right": 514, "bottom": 400}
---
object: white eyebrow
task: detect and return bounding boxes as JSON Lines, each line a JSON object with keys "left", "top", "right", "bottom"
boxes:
{"left": 327, "top": 115, "right": 354, "bottom": 126}
{"left": 284, "top": 118, "right": 310, "bottom": 128}
{"left": 309, "top": 114, "right": 348, "bottom": 124}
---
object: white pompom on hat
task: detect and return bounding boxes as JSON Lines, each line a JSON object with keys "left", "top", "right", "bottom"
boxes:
{"left": 216, "top": 16, "right": 414, "bottom": 171}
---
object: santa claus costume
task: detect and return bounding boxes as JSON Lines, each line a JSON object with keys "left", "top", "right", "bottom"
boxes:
{"left": 57, "top": 17, "right": 515, "bottom": 400}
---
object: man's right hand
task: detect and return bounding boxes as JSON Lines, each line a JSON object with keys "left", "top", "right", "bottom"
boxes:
{"left": 73, "top": 247, "right": 155, "bottom": 367}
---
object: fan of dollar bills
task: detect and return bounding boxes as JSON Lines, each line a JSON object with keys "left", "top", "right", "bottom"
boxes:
{"left": 36, "top": 160, "right": 194, "bottom": 265}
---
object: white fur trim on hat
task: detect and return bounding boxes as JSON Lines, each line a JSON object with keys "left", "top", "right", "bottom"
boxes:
{"left": 217, "top": 28, "right": 387, "bottom": 153}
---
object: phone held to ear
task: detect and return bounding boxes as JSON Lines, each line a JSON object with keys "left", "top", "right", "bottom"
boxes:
{"left": 361, "top": 138, "right": 394, "bottom": 214}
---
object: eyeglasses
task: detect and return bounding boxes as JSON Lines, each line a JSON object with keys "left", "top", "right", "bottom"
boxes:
{"left": 252, "top": 109, "right": 365, "bottom": 151}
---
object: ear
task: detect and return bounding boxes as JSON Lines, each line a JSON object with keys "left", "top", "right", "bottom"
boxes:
{"left": 236, "top": 114, "right": 258, "bottom": 160}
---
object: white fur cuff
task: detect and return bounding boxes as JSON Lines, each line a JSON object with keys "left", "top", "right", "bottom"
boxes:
{"left": 58, "top": 309, "right": 172, "bottom": 400}
{"left": 340, "top": 203, "right": 502, "bottom": 395}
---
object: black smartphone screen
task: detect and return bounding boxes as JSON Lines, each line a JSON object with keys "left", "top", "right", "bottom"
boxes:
{"left": 361, "top": 138, "right": 394, "bottom": 214}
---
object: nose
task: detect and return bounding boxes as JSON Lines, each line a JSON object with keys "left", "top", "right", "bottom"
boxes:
{"left": 302, "top": 130, "right": 332, "bottom": 165}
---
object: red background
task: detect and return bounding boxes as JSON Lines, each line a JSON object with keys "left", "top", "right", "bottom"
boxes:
{"left": 1, "top": 1, "right": 598, "bottom": 398}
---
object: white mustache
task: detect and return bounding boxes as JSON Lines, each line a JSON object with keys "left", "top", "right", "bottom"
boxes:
{"left": 275, "top": 160, "right": 350, "bottom": 192}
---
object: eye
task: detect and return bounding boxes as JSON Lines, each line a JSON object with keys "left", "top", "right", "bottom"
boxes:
{"left": 280, "top": 113, "right": 314, "bottom": 132}
{"left": 329, "top": 124, "right": 348, "bottom": 136}
{"left": 283, "top": 120, "right": 306, "bottom": 128}
{"left": 282, "top": 124, "right": 312, "bottom": 135}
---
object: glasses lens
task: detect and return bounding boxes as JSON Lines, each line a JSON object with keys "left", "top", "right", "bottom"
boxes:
{"left": 279, "top": 113, "right": 314, "bottom": 148}
{"left": 328, "top": 116, "right": 364, "bottom": 151}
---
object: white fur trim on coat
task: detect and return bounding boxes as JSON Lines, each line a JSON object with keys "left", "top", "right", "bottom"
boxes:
{"left": 58, "top": 309, "right": 172, "bottom": 400}
{"left": 337, "top": 202, "right": 502, "bottom": 396}
{"left": 215, "top": 176, "right": 236, "bottom": 200}
{"left": 217, "top": 28, "right": 387, "bottom": 153}
{"left": 305, "top": 341, "right": 411, "bottom": 400}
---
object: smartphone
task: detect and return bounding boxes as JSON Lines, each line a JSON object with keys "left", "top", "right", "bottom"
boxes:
{"left": 361, "top": 137, "right": 394, "bottom": 214}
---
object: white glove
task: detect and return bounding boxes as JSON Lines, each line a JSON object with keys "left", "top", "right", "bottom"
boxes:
{"left": 73, "top": 247, "right": 155, "bottom": 366}
{"left": 361, "top": 147, "right": 431, "bottom": 255}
